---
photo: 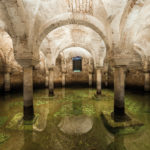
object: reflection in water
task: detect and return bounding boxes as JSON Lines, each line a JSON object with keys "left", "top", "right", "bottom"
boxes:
{"left": 58, "top": 96, "right": 93, "bottom": 135}
{"left": 0, "top": 88, "right": 150, "bottom": 150}
{"left": 58, "top": 115, "right": 93, "bottom": 135}
{"left": 62, "top": 88, "right": 66, "bottom": 98}
{"left": 72, "top": 100, "right": 82, "bottom": 115}
{"left": 33, "top": 101, "right": 49, "bottom": 132}
{"left": 21, "top": 125, "right": 43, "bottom": 150}
{"left": 107, "top": 135, "right": 126, "bottom": 150}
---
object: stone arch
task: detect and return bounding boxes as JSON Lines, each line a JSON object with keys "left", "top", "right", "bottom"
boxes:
{"left": 0, "top": 29, "right": 14, "bottom": 64}
{"left": 35, "top": 13, "right": 111, "bottom": 55}
{"left": 133, "top": 43, "right": 145, "bottom": 62}
{"left": 54, "top": 42, "right": 95, "bottom": 63}
{"left": 120, "top": 0, "right": 138, "bottom": 36}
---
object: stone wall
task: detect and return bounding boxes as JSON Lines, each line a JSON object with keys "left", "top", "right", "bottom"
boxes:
{"left": 106, "top": 69, "right": 144, "bottom": 89}
{"left": 0, "top": 67, "right": 146, "bottom": 92}
{"left": 0, "top": 70, "right": 46, "bottom": 92}
{"left": 54, "top": 56, "right": 90, "bottom": 86}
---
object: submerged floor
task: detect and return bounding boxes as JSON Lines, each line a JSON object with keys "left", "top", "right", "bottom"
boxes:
{"left": 0, "top": 88, "right": 150, "bottom": 150}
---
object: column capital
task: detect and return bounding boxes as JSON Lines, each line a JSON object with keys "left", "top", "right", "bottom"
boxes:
{"left": 3, "top": 65, "right": 11, "bottom": 73}
{"left": 110, "top": 57, "right": 131, "bottom": 67}
{"left": 33, "top": 64, "right": 40, "bottom": 70}
{"left": 96, "top": 66, "right": 103, "bottom": 70}
{"left": 143, "top": 70, "right": 150, "bottom": 73}
{"left": 114, "top": 65, "right": 127, "bottom": 74}
{"left": 48, "top": 66, "right": 54, "bottom": 71}
{"left": 114, "top": 65, "right": 127, "bottom": 68}
{"left": 62, "top": 70, "right": 67, "bottom": 74}
{"left": 62, "top": 67, "right": 67, "bottom": 73}
{"left": 16, "top": 58, "right": 39, "bottom": 68}
{"left": 89, "top": 71, "right": 93, "bottom": 74}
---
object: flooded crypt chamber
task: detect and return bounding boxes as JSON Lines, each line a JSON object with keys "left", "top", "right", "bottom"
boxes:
{"left": 0, "top": 0, "right": 150, "bottom": 150}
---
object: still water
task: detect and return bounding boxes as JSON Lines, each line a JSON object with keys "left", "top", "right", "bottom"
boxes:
{"left": 0, "top": 88, "right": 150, "bottom": 150}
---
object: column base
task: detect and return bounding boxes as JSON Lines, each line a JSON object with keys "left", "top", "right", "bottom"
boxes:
{"left": 96, "top": 90, "right": 101, "bottom": 95}
{"left": 101, "top": 111, "right": 143, "bottom": 135}
{"left": 105, "top": 82, "right": 108, "bottom": 88}
{"left": 62, "top": 85, "right": 65, "bottom": 88}
{"left": 4, "top": 89, "right": 11, "bottom": 93}
{"left": 111, "top": 111, "right": 131, "bottom": 122}
{"left": 45, "top": 85, "right": 48, "bottom": 88}
{"left": 49, "top": 90, "right": 54, "bottom": 96}
{"left": 23, "top": 106, "right": 34, "bottom": 121}
{"left": 144, "top": 88, "right": 150, "bottom": 93}
{"left": 89, "top": 84, "right": 92, "bottom": 88}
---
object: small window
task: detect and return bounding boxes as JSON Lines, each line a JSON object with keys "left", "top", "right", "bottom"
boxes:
{"left": 72, "top": 56, "right": 82, "bottom": 72}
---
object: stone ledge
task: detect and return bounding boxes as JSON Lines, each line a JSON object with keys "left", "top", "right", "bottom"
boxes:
{"left": 101, "top": 111, "right": 144, "bottom": 135}
{"left": 6, "top": 113, "right": 39, "bottom": 131}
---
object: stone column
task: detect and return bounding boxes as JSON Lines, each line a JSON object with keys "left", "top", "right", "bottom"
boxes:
{"left": 4, "top": 72, "right": 11, "bottom": 92}
{"left": 96, "top": 67, "right": 102, "bottom": 95}
{"left": 62, "top": 72, "right": 66, "bottom": 87}
{"left": 49, "top": 67, "right": 54, "bottom": 96}
{"left": 104, "top": 72, "right": 108, "bottom": 87}
{"left": 3, "top": 66, "right": 11, "bottom": 92}
{"left": 23, "top": 66, "right": 34, "bottom": 120}
{"left": 89, "top": 73, "right": 93, "bottom": 87}
{"left": 143, "top": 60, "right": 150, "bottom": 92}
{"left": 114, "top": 66, "right": 126, "bottom": 120}
{"left": 144, "top": 71, "right": 150, "bottom": 92}
{"left": 45, "top": 75, "right": 49, "bottom": 88}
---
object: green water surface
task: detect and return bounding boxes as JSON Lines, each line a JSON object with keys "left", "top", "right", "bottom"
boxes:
{"left": 0, "top": 88, "right": 150, "bottom": 150}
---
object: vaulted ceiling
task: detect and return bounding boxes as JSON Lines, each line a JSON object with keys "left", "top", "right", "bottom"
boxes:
{"left": 0, "top": 0, "right": 150, "bottom": 71}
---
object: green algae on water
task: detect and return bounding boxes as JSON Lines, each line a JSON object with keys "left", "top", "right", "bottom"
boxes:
{"left": 0, "top": 133, "right": 9, "bottom": 144}
{"left": 54, "top": 102, "right": 96, "bottom": 117}
{"left": 0, "top": 117, "right": 8, "bottom": 127}
{"left": 6, "top": 113, "right": 39, "bottom": 131}
{"left": 101, "top": 110, "right": 144, "bottom": 135}
{"left": 35, "top": 100, "right": 49, "bottom": 106}
{"left": 9, "top": 101, "right": 23, "bottom": 108}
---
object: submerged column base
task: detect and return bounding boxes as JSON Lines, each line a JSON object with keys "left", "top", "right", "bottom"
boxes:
{"left": 96, "top": 90, "right": 101, "bottom": 95}
{"left": 111, "top": 107, "right": 130, "bottom": 122}
{"left": 49, "top": 89, "right": 54, "bottom": 96}
{"left": 23, "top": 105, "right": 34, "bottom": 121}
{"left": 48, "top": 67, "right": 54, "bottom": 96}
